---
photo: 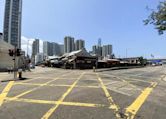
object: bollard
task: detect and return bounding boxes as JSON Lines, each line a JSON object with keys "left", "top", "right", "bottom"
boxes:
{"left": 18, "top": 69, "right": 22, "bottom": 79}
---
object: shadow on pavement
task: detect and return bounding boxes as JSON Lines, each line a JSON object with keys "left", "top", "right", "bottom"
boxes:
{"left": 1, "top": 78, "right": 29, "bottom": 83}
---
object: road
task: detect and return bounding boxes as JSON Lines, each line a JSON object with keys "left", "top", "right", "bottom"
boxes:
{"left": 0, "top": 66, "right": 166, "bottom": 119}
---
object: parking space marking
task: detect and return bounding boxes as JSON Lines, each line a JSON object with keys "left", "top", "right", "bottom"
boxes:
{"left": 100, "top": 73, "right": 142, "bottom": 91}
{"left": 0, "top": 81, "right": 14, "bottom": 106}
{"left": 10, "top": 73, "right": 72, "bottom": 100}
{"left": 41, "top": 72, "right": 85, "bottom": 119}
{"left": 14, "top": 82, "right": 100, "bottom": 89}
{"left": 0, "top": 68, "right": 161, "bottom": 119}
{"left": 125, "top": 82, "right": 158, "bottom": 119}
{"left": 96, "top": 73, "right": 121, "bottom": 118}
{"left": 5, "top": 97, "right": 107, "bottom": 108}
{"left": 107, "top": 88, "right": 132, "bottom": 96}
{"left": 12, "top": 77, "right": 59, "bottom": 99}
{"left": 22, "top": 77, "right": 42, "bottom": 83}
{"left": 101, "top": 73, "right": 151, "bottom": 84}
{"left": 121, "top": 79, "right": 142, "bottom": 91}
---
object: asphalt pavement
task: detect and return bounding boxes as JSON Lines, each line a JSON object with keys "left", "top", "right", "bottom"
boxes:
{"left": 0, "top": 66, "right": 166, "bottom": 119}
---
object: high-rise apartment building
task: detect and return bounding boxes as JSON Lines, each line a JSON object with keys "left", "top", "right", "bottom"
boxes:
{"left": 3, "top": 0, "right": 22, "bottom": 48}
{"left": 43, "top": 41, "right": 62, "bottom": 56}
{"left": 92, "top": 45, "right": 102, "bottom": 57}
{"left": 75, "top": 39, "right": 85, "bottom": 51}
{"left": 64, "top": 36, "right": 75, "bottom": 53}
{"left": 32, "top": 39, "right": 40, "bottom": 57}
{"left": 102, "top": 45, "right": 113, "bottom": 58}
{"left": 59, "top": 44, "right": 64, "bottom": 55}
{"left": 52, "top": 42, "right": 61, "bottom": 56}
{"left": 43, "top": 41, "right": 52, "bottom": 56}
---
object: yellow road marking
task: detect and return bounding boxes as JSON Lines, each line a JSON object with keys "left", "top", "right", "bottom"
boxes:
{"left": 0, "top": 81, "right": 14, "bottom": 106}
{"left": 11, "top": 71, "right": 74, "bottom": 99}
{"left": 22, "top": 77, "right": 42, "bottom": 83}
{"left": 121, "top": 79, "right": 142, "bottom": 91}
{"left": 41, "top": 72, "right": 84, "bottom": 119}
{"left": 125, "top": 82, "right": 158, "bottom": 119}
{"left": 14, "top": 82, "right": 70, "bottom": 87}
{"left": 15, "top": 82, "right": 43, "bottom": 86}
{"left": 11, "top": 77, "right": 60, "bottom": 99}
{"left": 14, "top": 82, "right": 100, "bottom": 89}
{"left": 14, "top": 87, "right": 40, "bottom": 99}
{"left": 96, "top": 73, "right": 121, "bottom": 118}
{"left": 5, "top": 97, "right": 106, "bottom": 108}
{"left": 100, "top": 73, "right": 151, "bottom": 83}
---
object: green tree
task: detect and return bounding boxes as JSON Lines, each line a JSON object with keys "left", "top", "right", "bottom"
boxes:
{"left": 144, "top": 2, "right": 166, "bottom": 34}
{"left": 139, "top": 57, "right": 147, "bottom": 66}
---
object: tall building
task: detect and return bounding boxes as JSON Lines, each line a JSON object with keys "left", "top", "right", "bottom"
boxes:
{"left": 0, "top": 33, "right": 3, "bottom": 40}
{"left": 43, "top": 41, "right": 62, "bottom": 56}
{"left": 35, "top": 53, "right": 44, "bottom": 65}
{"left": 43, "top": 41, "right": 52, "bottom": 56}
{"left": 3, "top": 0, "right": 22, "bottom": 48}
{"left": 75, "top": 39, "right": 85, "bottom": 51}
{"left": 32, "top": 39, "right": 39, "bottom": 57}
{"left": 59, "top": 44, "right": 64, "bottom": 55}
{"left": 102, "top": 45, "right": 113, "bottom": 58}
{"left": 52, "top": 42, "right": 61, "bottom": 56}
{"left": 92, "top": 45, "right": 102, "bottom": 57}
{"left": 64, "top": 36, "right": 75, "bottom": 53}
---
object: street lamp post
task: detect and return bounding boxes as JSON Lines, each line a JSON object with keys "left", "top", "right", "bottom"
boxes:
{"left": 27, "top": 39, "right": 29, "bottom": 57}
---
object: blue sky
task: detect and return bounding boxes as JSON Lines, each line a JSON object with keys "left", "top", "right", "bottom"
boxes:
{"left": 0, "top": 0, "right": 166, "bottom": 58}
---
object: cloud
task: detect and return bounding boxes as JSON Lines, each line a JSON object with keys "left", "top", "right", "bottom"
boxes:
{"left": 21, "top": 36, "right": 43, "bottom": 56}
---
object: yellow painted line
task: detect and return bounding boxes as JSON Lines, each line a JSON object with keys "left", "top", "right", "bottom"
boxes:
{"left": 14, "top": 82, "right": 43, "bottom": 86}
{"left": 125, "top": 82, "right": 158, "bottom": 119}
{"left": 6, "top": 97, "right": 56, "bottom": 104}
{"left": 96, "top": 73, "right": 121, "bottom": 118}
{"left": 121, "top": 79, "right": 141, "bottom": 90}
{"left": 11, "top": 72, "right": 76, "bottom": 100}
{"left": 22, "top": 77, "right": 42, "bottom": 83}
{"left": 41, "top": 72, "right": 84, "bottom": 119}
{"left": 14, "top": 87, "right": 40, "bottom": 99}
{"left": 12, "top": 77, "right": 60, "bottom": 99}
{"left": 57, "top": 78, "right": 77, "bottom": 79}
{"left": 5, "top": 97, "right": 106, "bottom": 108}
{"left": 0, "top": 81, "right": 14, "bottom": 106}
{"left": 61, "top": 101, "right": 105, "bottom": 108}
{"left": 100, "top": 73, "right": 151, "bottom": 83}
{"left": 14, "top": 82, "right": 100, "bottom": 89}
{"left": 76, "top": 85, "right": 100, "bottom": 88}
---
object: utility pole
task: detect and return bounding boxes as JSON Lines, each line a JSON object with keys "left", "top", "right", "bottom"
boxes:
{"left": 27, "top": 39, "right": 29, "bottom": 57}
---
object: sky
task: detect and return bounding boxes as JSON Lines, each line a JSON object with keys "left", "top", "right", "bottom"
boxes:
{"left": 0, "top": 0, "right": 166, "bottom": 58}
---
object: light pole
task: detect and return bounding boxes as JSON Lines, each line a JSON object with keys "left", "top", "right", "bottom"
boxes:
{"left": 126, "top": 48, "right": 128, "bottom": 58}
{"left": 27, "top": 39, "right": 29, "bottom": 57}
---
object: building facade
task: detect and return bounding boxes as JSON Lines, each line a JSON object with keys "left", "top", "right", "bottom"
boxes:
{"left": 52, "top": 42, "right": 61, "bottom": 56}
{"left": 92, "top": 45, "right": 102, "bottom": 57}
{"left": 102, "top": 45, "right": 112, "bottom": 58}
{"left": 75, "top": 39, "right": 85, "bottom": 51}
{"left": 0, "top": 40, "right": 25, "bottom": 71}
{"left": 59, "top": 44, "right": 64, "bottom": 55}
{"left": 3, "top": 0, "right": 22, "bottom": 48}
{"left": 43, "top": 41, "right": 62, "bottom": 56}
{"left": 64, "top": 36, "right": 75, "bottom": 53}
{"left": 43, "top": 41, "right": 52, "bottom": 56}
{"left": 35, "top": 53, "right": 44, "bottom": 65}
{"left": 32, "top": 39, "right": 40, "bottom": 57}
